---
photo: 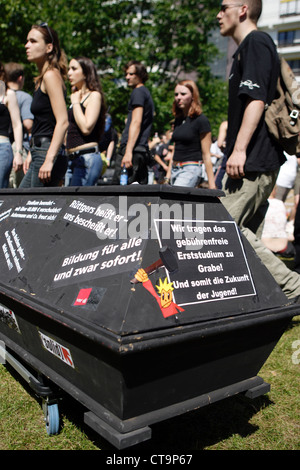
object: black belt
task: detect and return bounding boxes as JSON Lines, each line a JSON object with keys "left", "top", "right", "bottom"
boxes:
{"left": 30, "top": 136, "right": 52, "bottom": 147}
{"left": 68, "top": 146, "right": 99, "bottom": 160}
{"left": 119, "top": 144, "right": 148, "bottom": 154}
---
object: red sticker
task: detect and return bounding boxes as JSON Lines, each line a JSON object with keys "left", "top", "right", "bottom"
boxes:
{"left": 74, "top": 288, "right": 92, "bottom": 306}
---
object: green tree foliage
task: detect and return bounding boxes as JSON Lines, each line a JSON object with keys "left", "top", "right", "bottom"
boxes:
{"left": 0, "top": 0, "right": 228, "bottom": 135}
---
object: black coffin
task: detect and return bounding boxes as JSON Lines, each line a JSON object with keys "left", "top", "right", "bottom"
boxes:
{"left": 0, "top": 185, "right": 298, "bottom": 448}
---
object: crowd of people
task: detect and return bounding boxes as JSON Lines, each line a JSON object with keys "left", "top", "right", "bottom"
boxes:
{"left": 0, "top": 1, "right": 300, "bottom": 300}
{"left": 0, "top": 23, "right": 227, "bottom": 191}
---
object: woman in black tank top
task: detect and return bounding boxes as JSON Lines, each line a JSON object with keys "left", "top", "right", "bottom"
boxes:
{"left": 20, "top": 23, "right": 68, "bottom": 187}
{"left": 0, "top": 62, "right": 23, "bottom": 188}
{"left": 65, "top": 57, "right": 106, "bottom": 186}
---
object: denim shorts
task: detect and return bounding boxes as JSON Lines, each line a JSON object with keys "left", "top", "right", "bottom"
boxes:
{"left": 171, "top": 163, "right": 203, "bottom": 188}
{"left": 0, "top": 141, "right": 13, "bottom": 188}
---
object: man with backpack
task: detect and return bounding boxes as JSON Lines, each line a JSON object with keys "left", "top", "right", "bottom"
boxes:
{"left": 217, "top": 0, "right": 300, "bottom": 300}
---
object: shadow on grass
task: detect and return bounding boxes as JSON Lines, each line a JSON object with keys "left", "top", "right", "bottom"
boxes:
{"left": 140, "top": 394, "right": 273, "bottom": 451}
{"left": 3, "top": 359, "right": 274, "bottom": 451}
{"left": 56, "top": 390, "right": 274, "bottom": 451}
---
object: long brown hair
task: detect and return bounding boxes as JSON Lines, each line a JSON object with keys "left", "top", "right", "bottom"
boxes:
{"left": 73, "top": 57, "right": 102, "bottom": 93}
{"left": 0, "top": 62, "right": 7, "bottom": 83}
{"left": 172, "top": 80, "right": 202, "bottom": 119}
{"left": 75, "top": 57, "right": 107, "bottom": 138}
{"left": 31, "top": 24, "right": 68, "bottom": 87}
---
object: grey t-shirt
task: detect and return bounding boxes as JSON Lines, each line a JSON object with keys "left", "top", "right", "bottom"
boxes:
{"left": 16, "top": 90, "right": 34, "bottom": 150}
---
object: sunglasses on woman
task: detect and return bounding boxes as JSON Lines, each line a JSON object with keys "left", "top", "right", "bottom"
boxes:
{"left": 39, "top": 22, "right": 54, "bottom": 45}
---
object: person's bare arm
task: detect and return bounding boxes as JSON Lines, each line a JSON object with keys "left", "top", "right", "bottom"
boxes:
{"left": 201, "top": 132, "right": 216, "bottom": 189}
{"left": 165, "top": 146, "right": 174, "bottom": 182}
{"left": 38, "top": 70, "right": 68, "bottom": 182}
{"left": 7, "top": 89, "right": 23, "bottom": 171}
{"left": 217, "top": 120, "right": 227, "bottom": 149}
{"left": 71, "top": 90, "right": 101, "bottom": 135}
{"left": 121, "top": 106, "right": 143, "bottom": 169}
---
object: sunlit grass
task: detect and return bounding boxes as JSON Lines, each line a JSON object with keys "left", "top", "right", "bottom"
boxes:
{"left": 0, "top": 316, "right": 299, "bottom": 450}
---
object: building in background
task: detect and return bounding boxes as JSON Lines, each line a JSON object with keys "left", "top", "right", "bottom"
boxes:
{"left": 210, "top": 0, "right": 300, "bottom": 81}
{"left": 259, "top": 0, "right": 300, "bottom": 80}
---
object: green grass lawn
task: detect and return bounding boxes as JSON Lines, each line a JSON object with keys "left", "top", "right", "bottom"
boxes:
{"left": 0, "top": 316, "right": 299, "bottom": 451}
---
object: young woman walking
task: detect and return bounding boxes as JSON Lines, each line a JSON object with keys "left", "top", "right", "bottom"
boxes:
{"left": 66, "top": 57, "right": 106, "bottom": 186}
{"left": 20, "top": 23, "right": 68, "bottom": 187}
{"left": 0, "top": 62, "right": 23, "bottom": 187}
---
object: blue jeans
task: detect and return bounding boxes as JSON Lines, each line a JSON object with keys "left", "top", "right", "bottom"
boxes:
{"left": 19, "top": 140, "right": 68, "bottom": 188}
{"left": 66, "top": 151, "right": 103, "bottom": 186}
{"left": 171, "top": 163, "right": 202, "bottom": 187}
{"left": 0, "top": 141, "right": 13, "bottom": 188}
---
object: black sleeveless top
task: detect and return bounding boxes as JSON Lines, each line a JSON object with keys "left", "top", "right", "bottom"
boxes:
{"left": 31, "top": 87, "right": 65, "bottom": 137}
{"left": 0, "top": 103, "right": 11, "bottom": 137}
{"left": 66, "top": 94, "right": 102, "bottom": 149}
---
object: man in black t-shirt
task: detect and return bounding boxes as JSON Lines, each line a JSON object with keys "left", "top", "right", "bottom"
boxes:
{"left": 226, "top": 32, "right": 284, "bottom": 173}
{"left": 112, "top": 60, "right": 154, "bottom": 184}
{"left": 217, "top": 0, "right": 300, "bottom": 300}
